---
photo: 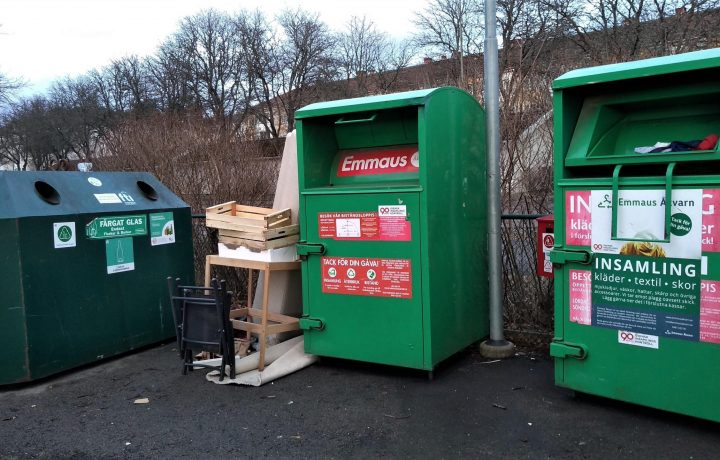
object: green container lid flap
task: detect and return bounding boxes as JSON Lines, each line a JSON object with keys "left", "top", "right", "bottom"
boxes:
{"left": 553, "top": 48, "right": 720, "bottom": 90}
{"left": 296, "top": 87, "right": 446, "bottom": 119}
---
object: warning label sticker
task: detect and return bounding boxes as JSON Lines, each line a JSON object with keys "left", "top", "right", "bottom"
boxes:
{"left": 321, "top": 256, "right": 412, "bottom": 298}
{"left": 318, "top": 209, "right": 411, "bottom": 241}
{"left": 542, "top": 232, "right": 554, "bottom": 274}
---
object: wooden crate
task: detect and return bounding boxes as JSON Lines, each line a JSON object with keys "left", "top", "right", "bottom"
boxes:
{"left": 219, "top": 233, "right": 299, "bottom": 250}
{"left": 216, "top": 224, "right": 298, "bottom": 242}
{"left": 206, "top": 202, "right": 292, "bottom": 232}
{"left": 206, "top": 201, "right": 298, "bottom": 249}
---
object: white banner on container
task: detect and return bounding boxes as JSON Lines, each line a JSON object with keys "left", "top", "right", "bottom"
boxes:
{"left": 591, "top": 189, "right": 703, "bottom": 259}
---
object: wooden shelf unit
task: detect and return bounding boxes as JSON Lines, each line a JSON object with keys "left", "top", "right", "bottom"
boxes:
{"left": 204, "top": 255, "right": 301, "bottom": 371}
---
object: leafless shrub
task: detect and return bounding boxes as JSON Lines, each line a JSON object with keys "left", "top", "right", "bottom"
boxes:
{"left": 501, "top": 219, "right": 554, "bottom": 334}
{"left": 94, "top": 112, "right": 282, "bottom": 296}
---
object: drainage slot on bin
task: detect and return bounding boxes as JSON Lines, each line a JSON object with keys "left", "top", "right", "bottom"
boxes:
{"left": 137, "top": 180, "right": 158, "bottom": 201}
{"left": 34, "top": 181, "right": 60, "bottom": 205}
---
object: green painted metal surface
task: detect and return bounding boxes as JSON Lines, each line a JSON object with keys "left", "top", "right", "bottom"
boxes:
{"left": 0, "top": 172, "right": 194, "bottom": 384}
{"left": 295, "top": 88, "right": 436, "bottom": 119}
{"left": 553, "top": 48, "right": 720, "bottom": 90}
{"left": 552, "top": 50, "right": 720, "bottom": 422}
{"left": 296, "top": 87, "right": 488, "bottom": 370}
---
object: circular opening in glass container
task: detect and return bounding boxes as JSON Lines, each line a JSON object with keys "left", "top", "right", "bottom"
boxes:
{"left": 137, "top": 180, "right": 158, "bottom": 201}
{"left": 34, "top": 181, "right": 61, "bottom": 205}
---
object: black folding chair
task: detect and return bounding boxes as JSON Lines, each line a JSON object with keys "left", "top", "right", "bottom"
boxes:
{"left": 167, "top": 277, "right": 236, "bottom": 380}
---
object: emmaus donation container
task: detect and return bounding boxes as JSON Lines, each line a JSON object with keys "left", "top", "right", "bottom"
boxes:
{"left": 294, "top": 87, "right": 488, "bottom": 370}
{"left": 0, "top": 172, "right": 194, "bottom": 384}
{"left": 550, "top": 49, "right": 720, "bottom": 421}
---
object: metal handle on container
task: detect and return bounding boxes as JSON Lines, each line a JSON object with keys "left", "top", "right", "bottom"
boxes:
{"left": 610, "top": 162, "right": 676, "bottom": 243}
{"left": 299, "top": 316, "right": 325, "bottom": 331}
{"left": 296, "top": 242, "right": 325, "bottom": 261}
{"left": 549, "top": 249, "right": 592, "bottom": 265}
{"left": 335, "top": 113, "right": 377, "bottom": 125}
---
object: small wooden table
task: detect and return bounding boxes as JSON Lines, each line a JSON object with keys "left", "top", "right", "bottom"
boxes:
{"left": 205, "top": 255, "right": 301, "bottom": 371}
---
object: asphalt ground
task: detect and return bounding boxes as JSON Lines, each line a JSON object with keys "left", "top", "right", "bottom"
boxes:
{"left": 1, "top": 343, "right": 719, "bottom": 459}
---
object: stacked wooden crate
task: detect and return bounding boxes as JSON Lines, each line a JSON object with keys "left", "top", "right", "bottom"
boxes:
{"left": 205, "top": 201, "right": 299, "bottom": 250}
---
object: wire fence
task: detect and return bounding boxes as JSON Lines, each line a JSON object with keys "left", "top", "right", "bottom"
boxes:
{"left": 500, "top": 215, "right": 554, "bottom": 349}
{"left": 192, "top": 213, "right": 555, "bottom": 347}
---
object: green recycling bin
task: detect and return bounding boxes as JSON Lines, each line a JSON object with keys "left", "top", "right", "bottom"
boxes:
{"left": 0, "top": 171, "right": 194, "bottom": 384}
{"left": 550, "top": 49, "right": 720, "bottom": 422}
{"left": 295, "top": 87, "right": 488, "bottom": 371}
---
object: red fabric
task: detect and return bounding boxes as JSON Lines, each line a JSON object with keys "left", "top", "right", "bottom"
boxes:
{"left": 698, "top": 133, "right": 719, "bottom": 151}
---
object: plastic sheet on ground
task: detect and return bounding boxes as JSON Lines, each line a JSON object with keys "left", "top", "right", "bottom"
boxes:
{"left": 196, "top": 336, "right": 317, "bottom": 387}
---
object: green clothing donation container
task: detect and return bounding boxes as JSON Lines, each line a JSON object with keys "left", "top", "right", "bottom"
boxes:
{"left": 550, "top": 49, "right": 720, "bottom": 422}
{"left": 295, "top": 87, "right": 488, "bottom": 371}
{"left": 0, "top": 172, "right": 194, "bottom": 384}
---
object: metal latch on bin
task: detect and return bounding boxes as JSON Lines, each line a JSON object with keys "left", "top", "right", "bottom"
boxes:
{"left": 549, "top": 249, "right": 592, "bottom": 265}
{"left": 550, "top": 341, "right": 587, "bottom": 359}
{"left": 299, "top": 317, "right": 325, "bottom": 331}
{"left": 296, "top": 242, "right": 325, "bottom": 260}
{"left": 611, "top": 162, "right": 677, "bottom": 243}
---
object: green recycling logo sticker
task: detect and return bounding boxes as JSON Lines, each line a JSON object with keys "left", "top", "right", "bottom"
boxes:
{"left": 57, "top": 225, "right": 73, "bottom": 242}
{"left": 367, "top": 269, "right": 377, "bottom": 280}
{"left": 53, "top": 222, "right": 76, "bottom": 248}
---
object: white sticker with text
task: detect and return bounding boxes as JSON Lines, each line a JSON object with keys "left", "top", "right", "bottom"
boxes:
{"left": 94, "top": 193, "right": 122, "bottom": 204}
{"left": 618, "top": 330, "right": 659, "bottom": 349}
{"left": 378, "top": 205, "right": 406, "bottom": 217}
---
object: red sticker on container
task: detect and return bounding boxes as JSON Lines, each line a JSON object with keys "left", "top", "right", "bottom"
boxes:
{"left": 701, "top": 280, "right": 720, "bottom": 344}
{"left": 336, "top": 146, "right": 419, "bottom": 177}
{"left": 318, "top": 208, "right": 411, "bottom": 241}
{"left": 321, "top": 257, "right": 412, "bottom": 298}
{"left": 565, "top": 191, "right": 591, "bottom": 246}
{"left": 569, "top": 269, "right": 591, "bottom": 325}
{"left": 319, "top": 212, "right": 379, "bottom": 239}
{"left": 702, "top": 189, "right": 720, "bottom": 252}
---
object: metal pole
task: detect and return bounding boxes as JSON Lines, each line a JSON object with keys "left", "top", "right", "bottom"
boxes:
{"left": 459, "top": 16, "right": 465, "bottom": 89}
{"left": 480, "top": 0, "right": 514, "bottom": 358}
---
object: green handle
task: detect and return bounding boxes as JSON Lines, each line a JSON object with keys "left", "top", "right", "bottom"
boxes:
{"left": 296, "top": 242, "right": 325, "bottom": 256}
{"left": 299, "top": 317, "right": 325, "bottom": 331}
{"left": 550, "top": 341, "right": 587, "bottom": 359}
{"left": 335, "top": 113, "right": 377, "bottom": 125}
{"left": 611, "top": 162, "right": 676, "bottom": 243}
{"left": 549, "top": 249, "right": 592, "bottom": 265}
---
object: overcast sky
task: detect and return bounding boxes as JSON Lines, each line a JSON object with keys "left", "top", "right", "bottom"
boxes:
{"left": 0, "top": 0, "right": 429, "bottom": 96}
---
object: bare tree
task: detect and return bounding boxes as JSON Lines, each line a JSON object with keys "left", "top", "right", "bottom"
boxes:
{"left": 170, "top": 10, "right": 250, "bottom": 128}
{"left": 545, "top": 0, "right": 720, "bottom": 64}
{"left": 0, "top": 73, "right": 23, "bottom": 107}
{"left": 337, "top": 16, "right": 385, "bottom": 94}
{"left": 0, "top": 24, "right": 24, "bottom": 107}
{"left": 236, "top": 9, "right": 284, "bottom": 139}
{"left": 275, "top": 8, "right": 337, "bottom": 132}
{"left": 337, "top": 16, "right": 415, "bottom": 96}
{"left": 0, "top": 111, "right": 32, "bottom": 170}
{"left": 145, "top": 40, "right": 198, "bottom": 113}
{"left": 48, "top": 76, "right": 106, "bottom": 162}
{"left": 91, "top": 56, "right": 153, "bottom": 115}
{"left": 0, "top": 96, "right": 66, "bottom": 170}
{"left": 413, "top": 0, "right": 484, "bottom": 86}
